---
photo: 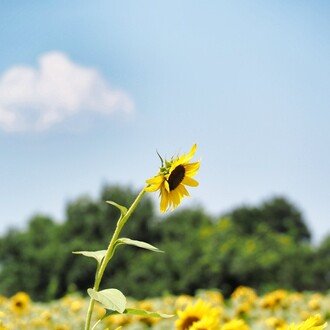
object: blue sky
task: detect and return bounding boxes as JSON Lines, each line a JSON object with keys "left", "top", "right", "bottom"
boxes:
{"left": 0, "top": 1, "right": 329, "bottom": 242}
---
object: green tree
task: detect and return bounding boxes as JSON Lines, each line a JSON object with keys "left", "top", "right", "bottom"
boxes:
{"left": 310, "top": 235, "right": 330, "bottom": 291}
{"left": 227, "top": 197, "right": 311, "bottom": 242}
{"left": 0, "top": 215, "right": 60, "bottom": 300}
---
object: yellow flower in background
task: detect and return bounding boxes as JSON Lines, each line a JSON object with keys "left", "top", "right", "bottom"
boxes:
{"left": 286, "top": 315, "right": 327, "bottom": 330}
{"left": 189, "top": 315, "right": 221, "bottom": 330}
{"left": 107, "top": 314, "right": 131, "bottom": 327}
{"left": 145, "top": 144, "right": 200, "bottom": 212}
{"left": 94, "top": 303, "right": 106, "bottom": 319}
{"left": 40, "top": 311, "right": 52, "bottom": 322}
{"left": 175, "top": 299, "right": 220, "bottom": 330}
{"left": 221, "top": 319, "right": 250, "bottom": 330}
{"left": 261, "top": 289, "right": 288, "bottom": 309}
{"left": 201, "top": 290, "right": 224, "bottom": 306}
{"left": 231, "top": 286, "right": 256, "bottom": 317}
{"left": 0, "top": 296, "right": 7, "bottom": 306}
{"left": 54, "top": 325, "right": 70, "bottom": 330}
{"left": 175, "top": 295, "right": 194, "bottom": 310}
{"left": 136, "top": 300, "right": 159, "bottom": 326}
{"left": 0, "top": 289, "right": 328, "bottom": 329}
{"left": 231, "top": 286, "right": 257, "bottom": 303}
{"left": 10, "top": 292, "right": 30, "bottom": 314}
{"left": 308, "top": 294, "right": 322, "bottom": 311}
{"left": 235, "top": 301, "right": 252, "bottom": 316}
{"left": 70, "top": 299, "right": 84, "bottom": 313}
{"left": 265, "top": 316, "right": 287, "bottom": 328}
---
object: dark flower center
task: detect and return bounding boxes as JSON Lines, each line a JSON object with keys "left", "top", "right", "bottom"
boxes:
{"left": 168, "top": 165, "right": 185, "bottom": 191}
{"left": 15, "top": 301, "right": 23, "bottom": 308}
{"left": 181, "top": 316, "right": 200, "bottom": 329}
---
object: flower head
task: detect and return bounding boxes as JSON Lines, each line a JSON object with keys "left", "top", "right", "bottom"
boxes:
{"left": 10, "top": 292, "right": 30, "bottom": 314}
{"left": 286, "top": 315, "right": 327, "bottom": 330}
{"left": 145, "top": 144, "right": 200, "bottom": 212}
{"left": 175, "top": 299, "right": 220, "bottom": 330}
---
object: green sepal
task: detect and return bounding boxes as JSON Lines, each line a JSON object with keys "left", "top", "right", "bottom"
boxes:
{"left": 72, "top": 250, "right": 107, "bottom": 265}
{"left": 87, "top": 288, "right": 127, "bottom": 313}
{"left": 106, "top": 201, "right": 128, "bottom": 216}
{"left": 116, "top": 238, "right": 164, "bottom": 253}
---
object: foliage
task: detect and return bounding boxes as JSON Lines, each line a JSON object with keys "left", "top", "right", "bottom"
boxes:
{"left": 0, "top": 184, "right": 329, "bottom": 301}
{"left": 226, "top": 197, "right": 311, "bottom": 242}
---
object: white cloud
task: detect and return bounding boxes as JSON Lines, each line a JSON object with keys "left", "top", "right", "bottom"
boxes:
{"left": 0, "top": 52, "right": 134, "bottom": 132}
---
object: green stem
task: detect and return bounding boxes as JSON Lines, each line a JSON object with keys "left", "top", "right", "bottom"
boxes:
{"left": 91, "top": 318, "right": 102, "bottom": 330}
{"left": 84, "top": 188, "right": 146, "bottom": 330}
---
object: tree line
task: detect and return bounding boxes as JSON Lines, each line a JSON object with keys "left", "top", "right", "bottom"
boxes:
{"left": 0, "top": 184, "right": 329, "bottom": 301}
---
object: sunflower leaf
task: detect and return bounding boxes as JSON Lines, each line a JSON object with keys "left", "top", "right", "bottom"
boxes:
{"left": 116, "top": 238, "right": 164, "bottom": 253}
{"left": 87, "top": 288, "right": 126, "bottom": 313}
{"left": 125, "top": 308, "right": 174, "bottom": 318}
{"left": 106, "top": 201, "right": 128, "bottom": 216}
{"left": 72, "top": 250, "right": 107, "bottom": 265}
{"left": 102, "top": 308, "right": 173, "bottom": 319}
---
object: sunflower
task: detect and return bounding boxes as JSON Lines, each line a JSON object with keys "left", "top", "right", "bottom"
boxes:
{"left": 10, "top": 292, "right": 30, "bottom": 314}
{"left": 175, "top": 299, "right": 220, "bottom": 330}
{"left": 221, "top": 319, "right": 250, "bottom": 330}
{"left": 286, "top": 315, "right": 327, "bottom": 330}
{"left": 145, "top": 144, "right": 200, "bottom": 212}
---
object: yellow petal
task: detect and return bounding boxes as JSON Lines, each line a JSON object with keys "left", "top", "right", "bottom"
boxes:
{"left": 177, "top": 184, "right": 190, "bottom": 197}
{"left": 172, "top": 144, "right": 198, "bottom": 167}
{"left": 145, "top": 184, "right": 160, "bottom": 192}
{"left": 170, "top": 190, "right": 181, "bottom": 208}
{"left": 182, "top": 176, "right": 199, "bottom": 187}
{"left": 182, "top": 144, "right": 197, "bottom": 163}
{"left": 146, "top": 175, "right": 164, "bottom": 185}
{"left": 164, "top": 180, "right": 170, "bottom": 192}
{"left": 184, "top": 162, "right": 200, "bottom": 175}
{"left": 160, "top": 187, "right": 169, "bottom": 212}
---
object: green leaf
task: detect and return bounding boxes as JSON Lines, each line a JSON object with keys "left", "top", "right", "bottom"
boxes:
{"left": 116, "top": 238, "right": 164, "bottom": 253}
{"left": 87, "top": 288, "right": 127, "bottom": 313}
{"left": 106, "top": 201, "right": 128, "bottom": 216}
{"left": 72, "top": 250, "right": 107, "bottom": 264}
{"left": 125, "top": 308, "right": 174, "bottom": 318}
{"left": 102, "top": 308, "right": 173, "bottom": 319}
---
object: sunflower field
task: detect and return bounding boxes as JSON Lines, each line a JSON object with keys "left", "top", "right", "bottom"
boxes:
{"left": 0, "top": 288, "right": 329, "bottom": 329}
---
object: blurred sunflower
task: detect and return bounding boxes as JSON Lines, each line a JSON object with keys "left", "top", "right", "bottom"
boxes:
{"left": 0, "top": 324, "right": 9, "bottom": 330}
{"left": 286, "top": 315, "right": 327, "bottom": 330}
{"left": 175, "top": 299, "right": 220, "bottom": 330}
{"left": 10, "top": 292, "right": 30, "bottom": 314}
{"left": 221, "top": 319, "right": 250, "bottom": 330}
{"left": 231, "top": 286, "right": 257, "bottom": 303}
{"left": 136, "top": 300, "right": 159, "bottom": 326}
{"left": 265, "top": 317, "right": 287, "bottom": 328}
{"left": 54, "top": 325, "right": 70, "bottom": 330}
{"left": 145, "top": 144, "right": 200, "bottom": 212}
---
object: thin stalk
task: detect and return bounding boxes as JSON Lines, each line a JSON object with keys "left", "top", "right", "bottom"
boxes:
{"left": 84, "top": 188, "right": 146, "bottom": 330}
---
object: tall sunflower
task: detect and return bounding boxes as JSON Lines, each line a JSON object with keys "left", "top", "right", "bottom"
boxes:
{"left": 145, "top": 144, "right": 200, "bottom": 212}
